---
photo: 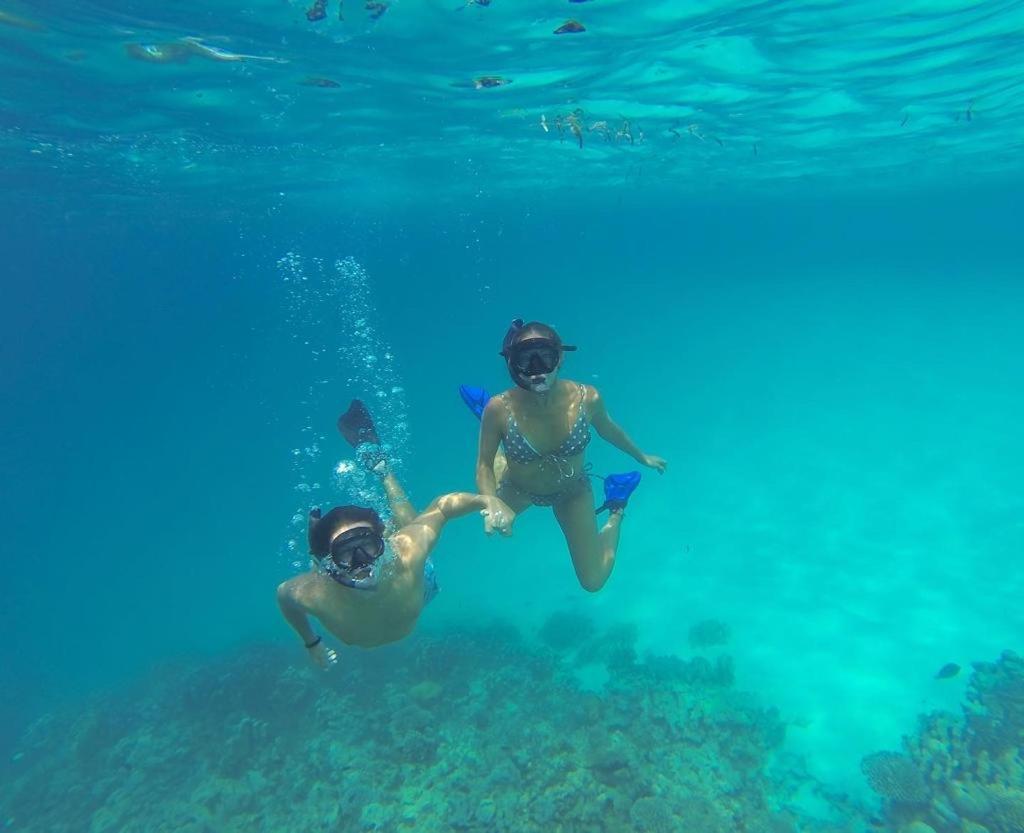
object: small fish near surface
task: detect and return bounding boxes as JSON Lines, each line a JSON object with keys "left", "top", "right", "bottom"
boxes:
{"left": 124, "top": 38, "right": 285, "bottom": 65}
{"left": 474, "top": 75, "right": 512, "bottom": 89}
{"left": 554, "top": 19, "right": 586, "bottom": 34}
{"left": 306, "top": 0, "right": 328, "bottom": 21}
{"left": 301, "top": 76, "right": 341, "bottom": 87}
{"left": 366, "top": 1, "right": 388, "bottom": 19}
{"left": 0, "top": 9, "right": 44, "bottom": 30}
{"left": 124, "top": 42, "right": 192, "bottom": 64}
{"left": 935, "top": 662, "right": 961, "bottom": 679}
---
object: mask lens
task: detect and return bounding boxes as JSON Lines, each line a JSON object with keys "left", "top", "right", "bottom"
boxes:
{"left": 330, "top": 528, "right": 384, "bottom": 568}
{"left": 512, "top": 343, "right": 559, "bottom": 374}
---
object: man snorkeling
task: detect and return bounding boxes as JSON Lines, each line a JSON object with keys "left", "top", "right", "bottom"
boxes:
{"left": 460, "top": 319, "right": 666, "bottom": 593}
{"left": 277, "top": 400, "right": 512, "bottom": 668}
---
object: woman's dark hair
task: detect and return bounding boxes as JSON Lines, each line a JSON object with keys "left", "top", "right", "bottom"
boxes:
{"left": 308, "top": 505, "right": 385, "bottom": 557}
{"left": 520, "top": 321, "right": 561, "bottom": 343}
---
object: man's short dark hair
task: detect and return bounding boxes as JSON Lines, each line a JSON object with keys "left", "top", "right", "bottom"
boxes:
{"left": 308, "top": 505, "right": 385, "bottom": 557}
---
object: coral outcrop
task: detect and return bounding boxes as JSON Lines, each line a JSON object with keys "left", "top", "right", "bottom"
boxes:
{"left": 864, "top": 650, "right": 1024, "bottom": 833}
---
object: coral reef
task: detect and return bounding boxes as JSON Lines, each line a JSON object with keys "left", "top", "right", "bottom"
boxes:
{"left": 0, "top": 618, "right": 862, "bottom": 833}
{"left": 864, "top": 650, "right": 1024, "bottom": 833}
{"left": 860, "top": 752, "right": 929, "bottom": 805}
{"left": 689, "top": 618, "right": 733, "bottom": 649}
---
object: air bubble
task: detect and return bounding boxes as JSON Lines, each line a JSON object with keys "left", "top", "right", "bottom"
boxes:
{"left": 277, "top": 254, "right": 411, "bottom": 573}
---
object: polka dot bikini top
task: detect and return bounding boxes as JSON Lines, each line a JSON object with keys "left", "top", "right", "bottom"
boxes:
{"left": 502, "top": 384, "right": 592, "bottom": 471}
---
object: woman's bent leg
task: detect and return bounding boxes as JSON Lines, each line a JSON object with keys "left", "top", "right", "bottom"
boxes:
{"left": 553, "top": 483, "right": 622, "bottom": 592}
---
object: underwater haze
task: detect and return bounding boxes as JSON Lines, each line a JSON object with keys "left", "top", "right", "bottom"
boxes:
{"left": 1, "top": 1, "right": 1023, "bottom": 832}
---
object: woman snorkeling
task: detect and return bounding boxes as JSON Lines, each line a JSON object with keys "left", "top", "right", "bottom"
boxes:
{"left": 462, "top": 319, "right": 666, "bottom": 592}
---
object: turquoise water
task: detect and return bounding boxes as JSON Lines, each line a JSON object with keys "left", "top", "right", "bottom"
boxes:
{"left": 2, "top": 2, "right": 1024, "bottom": 832}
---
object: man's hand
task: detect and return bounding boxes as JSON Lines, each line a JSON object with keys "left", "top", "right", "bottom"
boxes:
{"left": 481, "top": 495, "right": 515, "bottom": 536}
{"left": 307, "top": 641, "right": 337, "bottom": 670}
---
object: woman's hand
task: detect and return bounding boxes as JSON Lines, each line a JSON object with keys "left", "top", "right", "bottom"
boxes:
{"left": 641, "top": 454, "right": 668, "bottom": 473}
{"left": 481, "top": 495, "right": 515, "bottom": 536}
{"left": 307, "top": 641, "right": 338, "bottom": 670}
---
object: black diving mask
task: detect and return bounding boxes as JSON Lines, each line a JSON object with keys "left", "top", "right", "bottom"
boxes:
{"left": 500, "top": 319, "right": 578, "bottom": 391}
{"left": 509, "top": 339, "right": 562, "bottom": 375}
{"left": 323, "top": 527, "right": 385, "bottom": 590}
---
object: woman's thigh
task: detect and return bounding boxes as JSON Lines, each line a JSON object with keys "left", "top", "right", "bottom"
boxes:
{"left": 552, "top": 482, "right": 604, "bottom": 589}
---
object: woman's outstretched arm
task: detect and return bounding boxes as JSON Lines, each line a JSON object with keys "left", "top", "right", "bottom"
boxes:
{"left": 587, "top": 387, "right": 667, "bottom": 473}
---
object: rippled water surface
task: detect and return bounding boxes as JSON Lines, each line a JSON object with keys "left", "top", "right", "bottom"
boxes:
{"left": 2, "top": 0, "right": 1023, "bottom": 203}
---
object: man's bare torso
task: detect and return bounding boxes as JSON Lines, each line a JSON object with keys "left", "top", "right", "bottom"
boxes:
{"left": 295, "top": 557, "right": 425, "bottom": 648}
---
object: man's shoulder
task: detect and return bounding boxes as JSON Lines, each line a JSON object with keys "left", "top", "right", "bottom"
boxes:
{"left": 288, "top": 571, "right": 330, "bottom": 608}
{"left": 387, "top": 529, "right": 417, "bottom": 556}
{"left": 387, "top": 529, "right": 432, "bottom": 569}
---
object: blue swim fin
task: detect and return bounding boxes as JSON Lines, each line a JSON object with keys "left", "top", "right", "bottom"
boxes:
{"left": 596, "top": 471, "right": 641, "bottom": 514}
{"left": 459, "top": 385, "right": 492, "bottom": 421}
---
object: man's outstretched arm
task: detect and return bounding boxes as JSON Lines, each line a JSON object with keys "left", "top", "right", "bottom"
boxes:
{"left": 392, "top": 492, "right": 511, "bottom": 571}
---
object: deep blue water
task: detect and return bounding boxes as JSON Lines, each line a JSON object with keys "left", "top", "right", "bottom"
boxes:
{"left": 2, "top": 2, "right": 1024, "bottom": 830}
{"left": 4, "top": 185, "right": 1022, "bottom": 706}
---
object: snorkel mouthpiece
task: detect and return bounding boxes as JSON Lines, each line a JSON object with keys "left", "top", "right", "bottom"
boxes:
{"left": 526, "top": 373, "right": 553, "bottom": 393}
{"left": 325, "top": 560, "right": 381, "bottom": 591}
